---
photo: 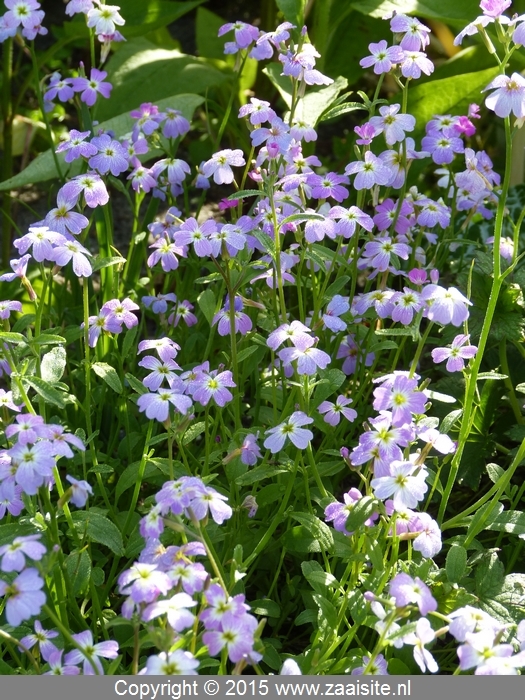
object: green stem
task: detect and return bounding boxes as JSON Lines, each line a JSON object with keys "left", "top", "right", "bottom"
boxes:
{"left": 123, "top": 419, "right": 154, "bottom": 538}
{"left": 1, "top": 38, "right": 13, "bottom": 269}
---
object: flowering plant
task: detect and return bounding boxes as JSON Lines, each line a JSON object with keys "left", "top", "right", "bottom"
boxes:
{"left": 0, "top": 0, "right": 524, "bottom": 677}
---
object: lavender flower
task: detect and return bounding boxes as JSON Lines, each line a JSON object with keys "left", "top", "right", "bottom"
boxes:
{"left": 66, "top": 476, "right": 93, "bottom": 507}
{"left": 64, "top": 630, "right": 119, "bottom": 675}
{"left": 389, "top": 573, "right": 437, "bottom": 615}
{"left": 431, "top": 334, "right": 478, "bottom": 371}
{"left": 371, "top": 459, "right": 428, "bottom": 509}
{"left": 318, "top": 395, "right": 357, "bottom": 426}
{"left": 360, "top": 40, "right": 404, "bottom": 74}
{"left": 202, "top": 149, "right": 245, "bottom": 184}
{"left": 483, "top": 73, "right": 525, "bottom": 118}
{"left": 140, "top": 650, "right": 199, "bottom": 675}
{"left": 264, "top": 411, "right": 314, "bottom": 453}
{"left": 71, "top": 68, "right": 112, "bottom": 107}
{"left": 0, "top": 567, "right": 46, "bottom": 626}
{"left": 0, "top": 534, "right": 46, "bottom": 572}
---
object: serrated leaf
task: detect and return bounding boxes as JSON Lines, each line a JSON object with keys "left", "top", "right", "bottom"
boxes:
{"left": 478, "top": 573, "right": 525, "bottom": 626}
{"left": 71, "top": 511, "right": 125, "bottom": 556}
{"left": 41, "top": 346, "right": 67, "bottom": 383}
{"left": 446, "top": 545, "right": 467, "bottom": 583}
{"left": 92, "top": 362, "right": 123, "bottom": 394}
{"left": 198, "top": 289, "right": 216, "bottom": 325}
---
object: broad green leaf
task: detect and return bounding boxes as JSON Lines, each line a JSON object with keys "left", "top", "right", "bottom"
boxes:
{"left": 276, "top": 0, "right": 306, "bottom": 26}
{"left": 198, "top": 288, "right": 217, "bottom": 325}
{"left": 479, "top": 573, "right": 525, "bottom": 626}
{"left": 236, "top": 464, "right": 289, "bottom": 486}
{"left": 312, "top": 593, "right": 338, "bottom": 629}
{"left": 467, "top": 502, "right": 503, "bottom": 542}
{"left": 0, "top": 523, "right": 35, "bottom": 547}
{"left": 65, "top": 550, "right": 92, "bottom": 596}
{"left": 0, "top": 331, "right": 26, "bottom": 345}
{"left": 350, "top": 0, "right": 481, "bottom": 24}
{"left": 115, "top": 460, "right": 161, "bottom": 501}
{"left": 250, "top": 598, "right": 281, "bottom": 617}
{"left": 91, "top": 256, "right": 127, "bottom": 272}
{"left": 125, "top": 372, "right": 148, "bottom": 396}
{"left": 41, "top": 346, "right": 66, "bottom": 383}
{"left": 475, "top": 550, "right": 505, "bottom": 600}
{"left": 92, "top": 362, "right": 123, "bottom": 394}
{"left": 237, "top": 345, "right": 260, "bottom": 363}
{"left": 314, "top": 368, "right": 346, "bottom": 404}
{"left": 408, "top": 68, "right": 499, "bottom": 132}
{"left": 32, "top": 334, "right": 66, "bottom": 346}
{"left": 71, "top": 511, "right": 125, "bottom": 556}
{"left": 0, "top": 93, "right": 204, "bottom": 191}
{"left": 227, "top": 189, "right": 263, "bottom": 200}
{"left": 345, "top": 496, "right": 378, "bottom": 532}
{"left": 96, "top": 38, "right": 228, "bottom": 121}
{"left": 182, "top": 421, "right": 206, "bottom": 446}
{"left": 290, "top": 512, "right": 334, "bottom": 551}
{"left": 24, "top": 376, "right": 69, "bottom": 408}
{"left": 196, "top": 7, "right": 228, "bottom": 60}
{"left": 482, "top": 510, "right": 525, "bottom": 536}
{"left": 365, "top": 535, "right": 384, "bottom": 572}
{"left": 446, "top": 545, "right": 467, "bottom": 583}
{"left": 118, "top": 0, "right": 205, "bottom": 38}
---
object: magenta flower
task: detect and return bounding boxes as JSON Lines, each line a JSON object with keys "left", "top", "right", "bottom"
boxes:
{"left": 0, "top": 567, "right": 46, "bottom": 626}
{"left": 360, "top": 40, "right": 405, "bottom": 74}
{"left": 202, "top": 149, "right": 245, "bottom": 184}
{"left": 389, "top": 572, "right": 437, "bottom": 615}
{"left": 264, "top": 411, "right": 314, "bottom": 453}
{"left": 71, "top": 68, "right": 112, "bottom": 107}
{"left": 318, "top": 395, "right": 357, "bottom": 426}
{"left": 64, "top": 630, "right": 119, "bottom": 675}
{"left": 481, "top": 0, "right": 511, "bottom": 17}
{"left": 483, "top": 73, "right": 525, "bottom": 118}
{"left": 431, "top": 334, "right": 478, "bottom": 371}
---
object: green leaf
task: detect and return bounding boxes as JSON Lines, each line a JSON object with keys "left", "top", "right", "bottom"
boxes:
{"left": 302, "top": 560, "right": 337, "bottom": 593}
{"left": 41, "top": 346, "right": 67, "bottom": 383}
{"left": 121, "top": 325, "right": 138, "bottom": 361}
{"left": 446, "top": 545, "right": 467, "bottom": 583}
{"left": 0, "top": 331, "right": 26, "bottom": 345}
{"left": 125, "top": 372, "right": 148, "bottom": 396}
{"left": 475, "top": 550, "right": 505, "bottom": 599}
{"left": 312, "top": 593, "right": 338, "bottom": 629}
{"left": 275, "top": 0, "right": 306, "bottom": 25}
{"left": 290, "top": 512, "right": 334, "bottom": 551}
{"left": 320, "top": 102, "right": 368, "bottom": 121}
{"left": 482, "top": 510, "right": 525, "bottom": 536}
{"left": 408, "top": 68, "right": 499, "bottom": 133}
{"left": 227, "top": 189, "right": 263, "bottom": 200}
{"left": 0, "top": 523, "right": 36, "bottom": 547}
{"left": 197, "top": 289, "right": 217, "bottom": 325}
{"left": 250, "top": 228, "right": 276, "bottom": 257}
{"left": 345, "top": 496, "right": 378, "bottom": 532}
{"left": 467, "top": 502, "right": 504, "bottom": 542}
{"left": 65, "top": 550, "right": 92, "bottom": 596}
{"left": 280, "top": 212, "right": 325, "bottom": 228}
{"left": 250, "top": 598, "right": 281, "bottom": 617}
{"left": 479, "top": 574, "right": 525, "bottom": 626}
{"left": 32, "top": 334, "right": 66, "bottom": 346}
{"left": 195, "top": 7, "right": 228, "bottom": 60}
{"left": 115, "top": 460, "right": 161, "bottom": 501}
{"left": 314, "top": 368, "right": 346, "bottom": 404}
{"left": 237, "top": 345, "right": 260, "bottom": 363}
{"left": 236, "top": 464, "right": 289, "bottom": 486}
{"left": 92, "top": 362, "right": 123, "bottom": 394}
{"left": 96, "top": 38, "right": 227, "bottom": 121}
{"left": 350, "top": 0, "right": 481, "bottom": 24}
{"left": 365, "top": 535, "right": 384, "bottom": 572}
{"left": 71, "top": 511, "right": 125, "bottom": 556}
{"left": 182, "top": 421, "right": 206, "bottom": 446}
{"left": 91, "top": 256, "right": 127, "bottom": 272}
{"left": 24, "top": 376, "right": 68, "bottom": 408}
{"left": 119, "top": 0, "right": 205, "bottom": 38}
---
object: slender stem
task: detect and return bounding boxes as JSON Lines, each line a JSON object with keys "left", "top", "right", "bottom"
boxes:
{"left": 1, "top": 38, "right": 13, "bottom": 269}
{"left": 123, "top": 419, "right": 154, "bottom": 538}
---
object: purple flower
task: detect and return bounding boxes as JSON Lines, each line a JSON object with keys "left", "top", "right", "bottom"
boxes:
{"left": 0, "top": 534, "right": 46, "bottom": 572}
{"left": 13, "top": 225, "right": 65, "bottom": 265}
{"left": 139, "top": 355, "right": 181, "bottom": 391}
{"left": 143, "top": 592, "right": 196, "bottom": 631}
{"left": 193, "top": 370, "right": 236, "bottom": 407}
{"left": 307, "top": 172, "right": 349, "bottom": 202}
{"left": 43, "top": 648, "right": 80, "bottom": 675}
{"left": 52, "top": 238, "right": 92, "bottom": 277}
{"left": 360, "top": 235, "right": 410, "bottom": 274}
{"left": 44, "top": 195, "right": 89, "bottom": 236}
{"left": 345, "top": 151, "right": 393, "bottom": 190}
{"left": 20, "top": 620, "right": 58, "bottom": 658}
{"left": 102, "top": 298, "right": 139, "bottom": 329}
{"left": 71, "top": 68, "right": 112, "bottom": 107}
{"left": 162, "top": 108, "right": 190, "bottom": 138}
{"left": 264, "top": 411, "right": 314, "bottom": 453}
{"left": 369, "top": 104, "right": 415, "bottom": 145}
{"left": 481, "top": 0, "right": 511, "bottom": 17}
{"left": 325, "top": 488, "right": 376, "bottom": 535}
{"left": 56, "top": 129, "right": 97, "bottom": 162}
{"left": 66, "top": 476, "right": 93, "bottom": 507}
{"left": 352, "top": 654, "right": 389, "bottom": 676}
{"left": 64, "top": 630, "right": 119, "bottom": 675}
{"left": 404, "top": 618, "right": 438, "bottom": 673}
{"left": 421, "top": 284, "right": 472, "bottom": 326}
{"left": 202, "top": 149, "right": 245, "bottom": 184}
{"left": 400, "top": 51, "right": 434, "bottom": 79}
{"left": 389, "top": 573, "right": 437, "bottom": 615}
{"left": 0, "top": 254, "right": 31, "bottom": 282}
{"left": 200, "top": 583, "right": 250, "bottom": 630}
{"left": 391, "top": 288, "right": 422, "bottom": 325}
{"left": 186, "top": 485, "right": 233, "bottom": 525}
{"left": 141, "top": 650, "right": 199, "bottom": 675}
{"left": 137, "top": 388, "right": 192, "bottom": 422}
{"left": 360, "top": 40, "right": 405, "bottom": 74}
{"left": 44, "top": 72, "right": 75, "bottom": 103}
{"left": 88, "top": 133, "right": 128, "bottom": 176}
{"left": 9, "top": 441, "right": 56, "bottom": 495}
{"left": 279, "top": 334, "right": 331, "bottom": 375}
{"left": 147, "top": 236, "right": 185, "bottom": 272}
{"left": 212, "top": 297, "right": 252, "bottom": 336}
{"left": 483, "top": 73, "right": 525, "bottom": 118}
{"left": 267, "top": 320, "right": 312, "bottom": 351}
{"left": 218, "top": 21, "right": 259, "bottom": 50}
{"left": 174, "top": 217, "right": 216, "bottom": 257}
{"left": 86, "top": 4, "right": 124, "bottom": 35}
{"left": 373, "top": 375, "right": 427, "bottom": 426}
{"left": 318, "top": 396, "right": 357, "bottom": 426}
{"left": 421, "top": 129, "right": 464, "bottom": 165}
{"left": 118, "top": 563, "right": 172, "bottom": 604}
{"left": 322, "top": 294, "right": 350, "bottom": 332}
{"left": 0, "top": 300, "right": 22, "bottom": 320}
{"left": 240, "top": 433, "right": 262, "bottom": 466}
{"left": 60, "top": 172, "right": 109, "bottom": 208}
{"left": 371, "top": 459, "right": 428, "bottom": 509}
{"left": 0, "top": 480, "right": 24, "bottom": 519}
{"left": 328, "top": 205, "right": 374, "bottom": 238}
{"left": 431, "top": 334, "right": 478, "bottom": 371}
{"left": 138, "top": 337, "right": 180, "bottom": 363}
{"left": 203, "top": 614, "right": 258, "bottom": 663}
{"left": 411, "top": 513, "right": 442, "bottom": 558}
{"left": 390, "top": 14, "right": 431, "bottom": 51}
{"left": 0, "top": 567, "right": 46, "bottom": 626}
{"left": 350, "top": 410, "right": 414, "bottom": 476}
